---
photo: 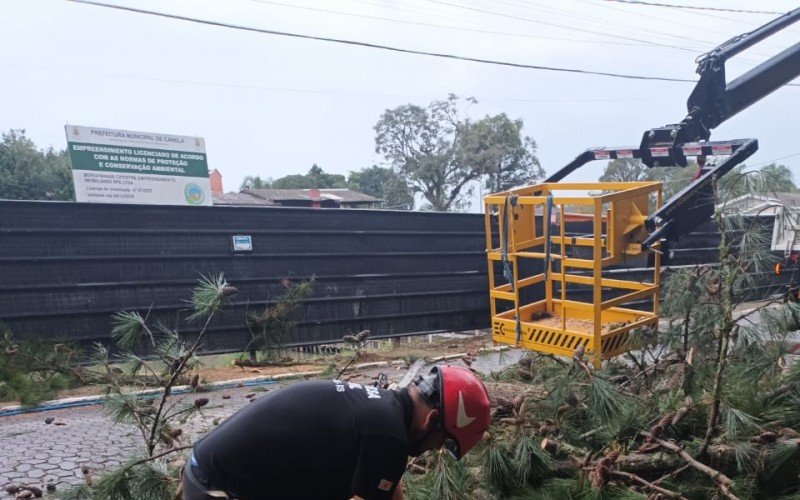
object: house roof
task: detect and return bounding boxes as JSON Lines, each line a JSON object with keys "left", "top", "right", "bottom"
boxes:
{"left": 718, "top": 192, "right": 800, "bottom": 215}
{"left": 244, "top": 188, "right": 382, "bottom": 204}
{"left": 773, "top": 192, "right": 800, "bottom": 207}
{"left": 212, "top": 192, "right": 276, "bottom": 206}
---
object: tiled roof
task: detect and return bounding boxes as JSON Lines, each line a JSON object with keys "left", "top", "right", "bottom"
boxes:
{"left": 244, "top": 188, "right": 382, "bottom": 203}
{"left": 212, "top": 192, "right": 276, "bottom": 206}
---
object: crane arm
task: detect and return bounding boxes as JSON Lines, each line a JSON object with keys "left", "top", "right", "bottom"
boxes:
{"left": 639, "top": 8, "right": 800, "bottom": 168}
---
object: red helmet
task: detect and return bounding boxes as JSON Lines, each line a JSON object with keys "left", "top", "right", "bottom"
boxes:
{"left": 434, "top": 365, "right": 491, "bottom": 459}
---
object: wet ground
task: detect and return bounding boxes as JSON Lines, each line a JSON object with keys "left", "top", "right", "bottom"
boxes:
{"left": 0, "top": 343, "right": 522, "bottom": 497}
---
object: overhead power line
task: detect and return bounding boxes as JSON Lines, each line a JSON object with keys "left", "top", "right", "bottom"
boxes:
{"left": 603, "top": 0, "right": 783, "bottom": 15}
{"left": 496, "top": 0, "right": 716, "bottom": 46}
{"left": 6, "top": 60, "right": 664, "bottom": 103}
{"left": 248, "top": 0, "right": 645, "bottom": 48}
{"left": 428, "top": 0, "right": 700, "bottom": 53}
{"left": 66, "top": 0, "right": 696, "bottom": 83}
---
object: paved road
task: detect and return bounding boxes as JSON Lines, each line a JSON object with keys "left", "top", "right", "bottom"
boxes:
{"left": 0, "top": 347, "right": 524, "bottom": 498}
{"left": 0, "top": 364, "right": 415, "bottom": 498}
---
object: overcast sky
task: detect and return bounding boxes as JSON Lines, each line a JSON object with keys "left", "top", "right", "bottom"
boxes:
{"left": 2, "top": 0, "right": 799, "bottom": 210}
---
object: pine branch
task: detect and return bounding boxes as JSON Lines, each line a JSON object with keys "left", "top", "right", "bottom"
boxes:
{"left": 127, "top": 445, "right": 192, "bottom": 469}
{"left": 645, "top": 433, "right": 739, "bottom": 500}
{"left": 610, "top": 470, "right": 687, "bottom": 499}
{"left": 146, "top": 312, "right": 215, "bottom": 456}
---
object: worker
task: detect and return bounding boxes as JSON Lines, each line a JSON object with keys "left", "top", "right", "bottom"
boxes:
{"left": 182, "top": 365, "right": 491, "bottom": 500}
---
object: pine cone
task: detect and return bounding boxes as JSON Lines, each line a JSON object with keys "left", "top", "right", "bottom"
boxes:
{"left": 672, "top": 400, "right": 692, "bottom": 426}
{"left": 342, "top": 335, "right": 357, "bottom": 344}
{"left": 168, "top": 428, "right": 183, "bottom": 439}
{"left": 139, "top": 406, "right": 156, "bottom": 416}
{"left": 4, "top": 485, "right": 20, "bottom": 495}
{"left": 572, "top": 343, "right": 585, "bottom": 363}
{"left": 407, "top": 463, "right": 427, "bottom": 474}
{"left": 46, "top": 483, "right": 56, "bottom": 493}
{"left": 355, "top": 330, "right": 370, "bottom": 342}
{"left": 751, "top": 431, "right": 778, "bottom": 444}
{"left": 44, "top": 417, "right": 54, "bottom": 425}
{"left": 82, "top": 467, "right": 93, "bottom": 487}
{"left": 650, "top": 413, "right": 674, "bottom": 438}
{"left": 221, "top": 285, "right": 239, "bottom": 297}
{"left": 589, "top": 451, "right": 619, "bottom": 489}
{"left": 194, "top": 397, "right": 209, "bottom": 408}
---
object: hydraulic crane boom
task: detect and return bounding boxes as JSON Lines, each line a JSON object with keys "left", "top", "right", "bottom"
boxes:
{"left": 640, "top": 7, "right": 800, "bottom": 167}
{"left": 546, "top": 8, "right": 800, "bottom": 249}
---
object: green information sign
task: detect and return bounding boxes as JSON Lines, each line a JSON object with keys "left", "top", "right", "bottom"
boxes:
{"left": 65, "top": 125, "right": 212, "bottom": 206}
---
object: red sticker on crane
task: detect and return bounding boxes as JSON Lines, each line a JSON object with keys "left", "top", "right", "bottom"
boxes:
{"left": 594, "top": 150, "right": 611, "bottom": 160}
{"left": 650, "top": 147, "right": 670, "bottom": 157}
{"left": 617, "top": 149, "right": 633, "bottom": 159}
{"left": 682, "top": 145, "right": 702, "bottom": 156}
{"left": 711, "top": 144, "right": 733, "bottom": 155}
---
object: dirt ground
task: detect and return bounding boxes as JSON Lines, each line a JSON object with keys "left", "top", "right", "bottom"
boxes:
{"left": 1, "top": 331, "right": 491, "bottom": 405}
{"left": 532, "top": 313, "right": 639, "bottom": 334}
{"left": 196, "top": 332, "right": 490, "bottom": 380}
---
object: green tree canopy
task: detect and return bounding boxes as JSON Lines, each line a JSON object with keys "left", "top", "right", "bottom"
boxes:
{"left": 347, "top": 165, "right": 414, "bottom": 209}
{"left": 600, "top": 159, "right": 797, "bottom": 207}
{"left": 270, "top": 164, "right": 347, "bottom": 189}
{"left": 240, "top": 175, "right": 271, "bottom": 190}
{"left": 599, "top": 158, "right": 704, "bottom": 201}
{"left": 598, "top": 158, "right": 649, "bottom": 183}
{"left": 464, "top": 113, "right": 544, "bottom": 194}
{"left": 375, "top": 94, "right": 543, "bottom": 211}
{"left": 0, "top": 129, "right": 74, "bottom": 201}
{"left": 719, "top": 163, "right": 797, "bottom": 198}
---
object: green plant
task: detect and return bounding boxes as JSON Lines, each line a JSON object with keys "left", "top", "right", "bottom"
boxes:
{"left": 244, "top": 278, "right": 314, "bottom": 362}
{"left": 0, "top": 324, "right": 89, "bottom": 405}
{"left": 61, "top": 273, "right": 237, "bottom": 499}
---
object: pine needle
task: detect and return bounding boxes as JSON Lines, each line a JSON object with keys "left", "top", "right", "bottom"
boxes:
{"left": 764, "top": 439, "right": 800, "bottom": 481}
{"left": 428, "top": 450, "right": 472, "bottom": 500}
{"left": 513, "top": 433, "right": 552, "bottom": 487}
{"left": 587, "top": 377, "right": 633, "bottom": 431}
{"left": 187, "top": 273, "right": 233, "bottom": 321}
{"left": 111, "top": 311, "right": 149, "bottom": 350}
{"left": 482, "top": 437, "right": 517, "bottom": 494}
{"left": 721, "top": 404, "right": 762, "bottom": 441}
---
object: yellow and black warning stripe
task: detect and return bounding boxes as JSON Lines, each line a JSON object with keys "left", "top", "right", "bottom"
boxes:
{"left": 601, "top": 332, "right": 629, "bottom": 354}
{"left": 527, "top": 328, "right": 588, "bottom": 351}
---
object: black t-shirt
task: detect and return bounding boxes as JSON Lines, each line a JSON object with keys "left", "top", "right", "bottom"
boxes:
{"left": 193, "top": 380, "right": 413, "bottom": 500}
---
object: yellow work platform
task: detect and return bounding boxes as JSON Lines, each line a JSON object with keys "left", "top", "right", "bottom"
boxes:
{"left": 484, "top": 181, "right": 662, "bottom": 367}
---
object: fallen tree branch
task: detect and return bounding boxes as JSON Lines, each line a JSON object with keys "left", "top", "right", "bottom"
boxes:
{"left": 645, "top": 433, "right": 739, "bottom": 500}
{"left": 542, "top": 438, "right": 682, "bottom": 475}
{"left": 610, "top": 470, "right": 687, "bottom": 499}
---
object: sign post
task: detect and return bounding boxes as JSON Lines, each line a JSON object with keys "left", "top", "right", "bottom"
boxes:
{"left": 65, "top": 125, "right": 212, "bottom": 206}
